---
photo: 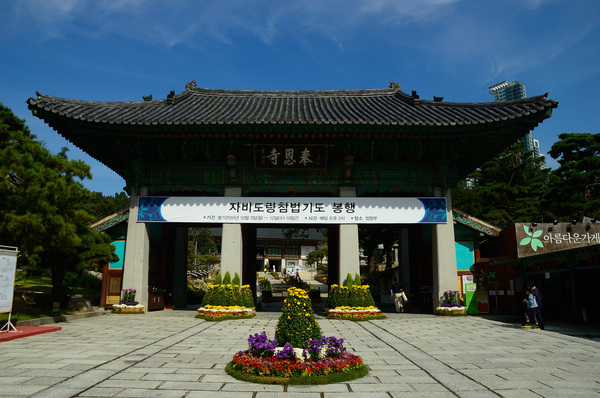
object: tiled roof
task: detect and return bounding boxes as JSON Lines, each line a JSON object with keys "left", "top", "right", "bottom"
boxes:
{"left": 91, "top": 209, "right": 129, "bottom": 232}
{"left": 453, "top": 208, "right": 501, "bottom": 237}
{"left": 27, "top": 81, "right": 557, "bottom": 129}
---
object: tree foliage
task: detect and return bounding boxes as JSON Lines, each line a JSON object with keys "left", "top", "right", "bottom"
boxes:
{"left": 84, "top": 191, "right": 130, "bottom": 221}
{"left": 306, "top": 243, "right": 328, "bottom": 268}
{"left": 187, "top": 227, "right": 219, "bottom": 271}
{"left": 453, "top": 134, "right": 600, "bottom": 227}
{"left": 0, "top": 103, "right": 117, "bottom": 303}
{"left": 452, "top": 142, "right": 551, "bottom": 229}
{"left": 546, "top": 133, "right": 600, "bottom": 221}
{"left": 359, "top": 226, "right": 397, "bottom": 272}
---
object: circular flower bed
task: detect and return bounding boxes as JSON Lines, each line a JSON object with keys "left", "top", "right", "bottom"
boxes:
{"left": 227, "top": 332, "right": 367, "bottom": 385}
{"left": 196, "top": 305, "right": 255, "bottom": 321}
{"left": 327, "top": 306, "right": 386, "bottom": 321}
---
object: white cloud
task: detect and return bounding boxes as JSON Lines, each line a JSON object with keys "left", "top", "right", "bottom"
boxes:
{"left": 2, "top": 0, "right": 459, "bottom": 47}
{"left": 3, "top": 0, "right": 598, "bottom": 85}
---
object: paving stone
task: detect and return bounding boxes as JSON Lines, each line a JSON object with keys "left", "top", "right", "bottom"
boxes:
{"left": 141, "top": 373, "right": 201, "bottom": 382}
{"left": 78, "top": 387, "right": 124, "bottom": 397}
{"left": 97, "top": 379, "right": 162, "bottom": 389}
{"left": 290, "top": 384, "right": 351, "bottom": 393}
{"left": 349, "top": 383, "right": 413, "bottom": 392}
{"left": 0, "top": 310, "right": 599, "bottom": 397}
{"left": 186, "top": 393, "right": 253, "bottom": 398}
{"left": 0, "top": 386, "right": 47, "bottom": 396}
{"left": 220, "top": 383, "right": 283, "bottom": 392}
{"left": 325, "top": 393, "right": 391, "bottom": 398}
{"left": 115, "top": 389, "right": 186, "bottom": 398}
{"left": 159, "top": 381, "right": 223, "bottom": 391}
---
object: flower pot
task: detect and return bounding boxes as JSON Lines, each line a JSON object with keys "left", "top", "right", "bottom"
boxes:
{"left": 436, "top": 306, "right": 467, "bottom": 316}
{"left": 262, "top": 291, "right": 273, "bottom": 302}
{"left": 112, "top": 306, "right": 145, "bottom": 314}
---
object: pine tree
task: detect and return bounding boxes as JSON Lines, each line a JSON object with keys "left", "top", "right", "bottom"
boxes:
{"left": 0, "top": 103, "right": 117, "bottom": 305}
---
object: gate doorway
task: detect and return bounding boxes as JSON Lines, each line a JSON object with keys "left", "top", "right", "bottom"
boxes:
{"left": 247, "top": 226, "right": 327, "bottom": 309}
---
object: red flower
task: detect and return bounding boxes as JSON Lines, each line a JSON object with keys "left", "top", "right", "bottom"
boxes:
{"left": 231, "top": 350, "right": 363, "bottom": 377}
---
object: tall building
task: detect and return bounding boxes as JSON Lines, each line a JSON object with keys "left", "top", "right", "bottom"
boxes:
{"left": 489, "top": 81, "right": 546, "bottom": 167}
{"left": 489, "top": 80, "right": 527, "bottom": 102}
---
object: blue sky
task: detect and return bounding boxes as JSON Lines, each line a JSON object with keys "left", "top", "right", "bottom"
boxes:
{"left": 1, "top": 0, "right": 599, "bottom": 196}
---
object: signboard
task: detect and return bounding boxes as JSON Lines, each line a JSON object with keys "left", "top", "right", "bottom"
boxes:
{"left": 255, "top": 144, "right": 327, "bottom": 170}
{"left": 465, "top": 283, "right": 478, "bottom": 315}
{"left": 515, "top": 222, "right": 600, "bottom": 258}
{"left": 0, "top": 247, "right": 19, "bottom": 313}
{"left": 137, "top": 196, "right": 447, "bottom": 225}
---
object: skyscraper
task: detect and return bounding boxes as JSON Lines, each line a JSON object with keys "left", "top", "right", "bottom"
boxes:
{"left": 489, "top": 81, "right": 546, "bottom": 167}
{"left": 488, "top": 80, "right": 527, "bottom": 102}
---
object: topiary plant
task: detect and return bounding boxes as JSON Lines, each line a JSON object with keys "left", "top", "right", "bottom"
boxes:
{"left": 345, "top": 273, "right": 354, "bottom": 288}
{"left": 223, "top": 271, "right": 232, "bottom": 285}
{"left": 241, "top": 285, "right": 254, "bottom": 308}
{"left": 232, "top": 272, "right": 241, "bottom": 287}
{"left": 201, "top": 284, "right": 218, "bottom": 306}
{"left": 325, "top": 284, "right": 341, "bottom": 308}
{"left": 274, "top": 287, "right": 322, "bottom": 348}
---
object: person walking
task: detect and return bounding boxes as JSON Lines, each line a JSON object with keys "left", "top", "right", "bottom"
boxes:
{"left": 527, "top": 282, "right": 544, "bottom": 330}
{"left": 522, "top": 289, "right": 540, "bottom": 329}
{"left": 390, "top": 278, "right": 407, "bottom": 313}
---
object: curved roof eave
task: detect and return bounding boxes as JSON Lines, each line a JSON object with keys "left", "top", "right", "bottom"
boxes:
{"left": 27, "top": 85, "right": 557, "bottom": 129}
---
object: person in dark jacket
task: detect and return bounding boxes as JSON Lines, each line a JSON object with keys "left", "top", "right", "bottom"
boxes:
{"left": 527, "top": 282, "right": 544, "bottom": 330}
{"left": 390, "top": 278, "right": 407, "bottom": 313}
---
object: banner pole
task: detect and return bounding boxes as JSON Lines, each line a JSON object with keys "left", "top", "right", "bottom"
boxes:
{"left": 0, "top": 312, "right": 19, "bottom": 333}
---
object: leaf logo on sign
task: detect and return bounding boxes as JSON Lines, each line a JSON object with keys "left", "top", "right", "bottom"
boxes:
{"left": 519, "top": 225, "right": 544, "bottom": 251}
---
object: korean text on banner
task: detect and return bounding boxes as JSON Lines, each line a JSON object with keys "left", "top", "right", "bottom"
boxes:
{"left": 0, "top": 247, "right": 19, "bottom": 313}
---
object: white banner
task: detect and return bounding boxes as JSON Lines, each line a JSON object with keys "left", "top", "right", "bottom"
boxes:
{"left": 137, "top": 196, "right": 447, "bottom": 224}
{"left": 0, "top": 247, "right": 19, "bottom": 313}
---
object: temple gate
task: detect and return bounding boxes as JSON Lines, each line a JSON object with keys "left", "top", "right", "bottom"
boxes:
{"left": 27, "top": 81, "right": 557, "bottom": 311}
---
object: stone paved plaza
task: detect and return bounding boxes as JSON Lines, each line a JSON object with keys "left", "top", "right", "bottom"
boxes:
{"left": 1, "top": 309, "right": 599, "bottom": 397}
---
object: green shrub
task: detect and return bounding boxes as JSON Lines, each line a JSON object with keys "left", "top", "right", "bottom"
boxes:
{"left": 274, "top": 287, "right": 322, "bottom": 348}
{"left": 201, "top": 284, "right": 217, "bottom": 306}
{"left": 345, "top": 273, "right": 354, "bottom": 288}
{"left": 354, "top": 274, "right": 361, "bottom": 287}
{"left": 326, "top": 284, "right": 375, "bottom": 308}
{"left": 224, "top": 284, "right": 241, "bottom": 306}
{"left": 232, "top": 273, "right": 241, "bottom": 286}
{"left": 215, "top": 273, "right": 222, "bottom": 285}
{"left": 259, "top": 277, "right": 272, "bottom": 291}
{"left": 241, "top": 285, "right": 254, "bottom": 308}
{"left": 325, "top": 285, "right": 348, "bottom": 308}
{"left": 200, "top": 284, "right": 249, "bottom": 307}
{"left": 223, "top": 272, "right": 232, "bottom": 285}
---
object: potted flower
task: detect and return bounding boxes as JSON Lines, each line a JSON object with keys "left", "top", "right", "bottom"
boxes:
{"left": 259, "top": 277, "right": 273, "bottom": 302}
{"left": 308, "top": 285, "right": 321, "bottom": 303}
{"left": 112, "top": 289, "right": 145, "bottom": 313}
{"left": 436, "top": 290, "right": 467, "bottom": 316}
{"left": 325, "top": 278, "right": 385, "bottom": 320}
{"left": 196, "top": 276, "right": 256, "bottom": 321}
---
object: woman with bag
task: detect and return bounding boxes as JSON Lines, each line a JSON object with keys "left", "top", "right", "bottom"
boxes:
{"left": 390, "top": 278, "right": 407, "bottom": 313}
